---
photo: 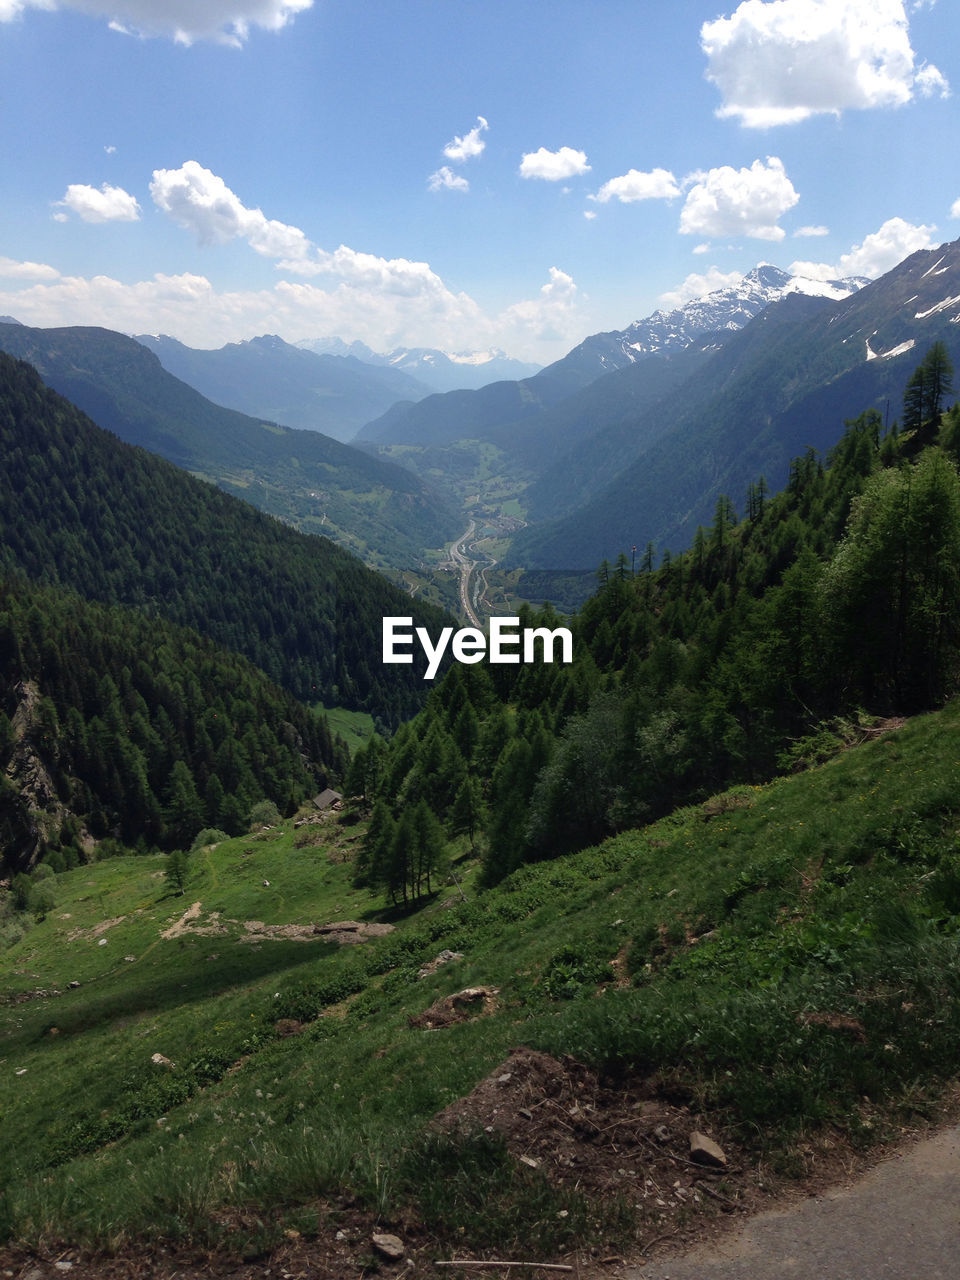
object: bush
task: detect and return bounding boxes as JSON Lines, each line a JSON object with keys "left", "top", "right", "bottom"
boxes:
{"left": 191, "top": 827, "right": 229, "bottom": 850}
{"left": 249, "top": 800, "right": 281, "bottom": 829}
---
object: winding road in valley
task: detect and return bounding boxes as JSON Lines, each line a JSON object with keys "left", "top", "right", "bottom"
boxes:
{"left": 447, "top": 519, "right": 499, "bottom": 627}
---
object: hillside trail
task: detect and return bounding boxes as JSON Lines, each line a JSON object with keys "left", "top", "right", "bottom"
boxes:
{"left": 626, "top": 1120, "right": 960, "bottom": 1280}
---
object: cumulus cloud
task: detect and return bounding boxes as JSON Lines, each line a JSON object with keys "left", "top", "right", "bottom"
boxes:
{"left": 590, "top": 167, "right": 680, "bottom": 204}
{"left": 443, "top": 116, "right": 488, "bottom": 163}
{"left": 428, "top": 166, "right": 470, "bottom": 193}
{"left": 53, "top": 182, "right": 141, "bottom": 223}
{"left": 951, "top": 197, "right": 960, "bottom": 219}
{"left": 519, "top": 147, "right": 591, "bottom": 181}
{"left": 794, "top": 224, "right": 830, "bottom": 237}
{"left": 659, "top": 266, "right": 745, "bottom": 310}
{"left": 151, "top": 161, "right": 312, "bottom": 262}
{"left": 496, "top": 267, "right": 583, "bottom": 350}
{"left": 789, "top": 215, "right": 935, "bottom": 279}
{"left": 0, "top": 0, "right": 312, "bottom": 45}
{"left": 702, "top": 0, "right": 949, "bottom": 128}
{"left": 0, "top": 256, "right": 62, "bottom": 280}
{"left": 0, "top": 263, "right": 584, "bottom": 362}
{"left": 679, "top": 156, "right": 799, "bottom": 242}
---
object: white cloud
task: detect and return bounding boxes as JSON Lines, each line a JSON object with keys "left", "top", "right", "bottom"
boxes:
{"left": 0, "top": 256, "right": 61, "bottom": 280}
{"left": 0, "top": 264, "right": 584, "bottom": 363}
{"left": 151, "top": 161, "right": 312, "bottom": 262}
{"left": 951, "top": 197, "right": 960, "bottom": 219}
{"left": 915, "top": 62, "right": 950, "bottom": 97}
{"left": 428, "top": 166, "right": 470, "bottom": 193}
{"left": 0, "top": 0, "right": 312, "bottom": 45}
{"left": 589, "top": 167, "right": 680, "bottom": 205}
{"left": 794, "top": 224, "right": 830, "bottom": 237}
{"left": 659, "top": 266, "right": 745, "bottom": 309}
{"left": 679, "top": 156, "right": 798, "bottom": 242}
{"left": 701, "top": 0, "right": 949, "bottom": 128}
{"left": 583, "top": 210, "right": 597, "bottom": 221}
{"left": 54, "top": 181, "right": 141, "bottom": 223}
{"left": 496, "top": 267, "right": 583, "bottom": 351}
{"left": 789, "top": 215, "right": 935, "bottom": 279}
{"left": 443, "top": 116, "right": 488, "bottom": 163}
{"left": 692, "top": 243, "right": 711, "bottom": 254}
{"left": 519, "top": 147, "right": 591, "bottom": 181}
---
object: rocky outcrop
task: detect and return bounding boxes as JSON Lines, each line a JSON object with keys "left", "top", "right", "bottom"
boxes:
{"left": 2, "top": 680, "right": 87, "bottom": 873}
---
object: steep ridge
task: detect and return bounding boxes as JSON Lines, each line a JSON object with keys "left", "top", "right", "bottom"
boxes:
{"left": 511, "top": 240, "right": 960, "bottom": 568}
{"left": 0, "top": 324, "right": 458, "bottom": 571}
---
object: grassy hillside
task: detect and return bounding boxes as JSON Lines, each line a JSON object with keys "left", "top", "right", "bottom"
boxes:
{"left": 3, "top": 699, "right": 960, "bottom": 1266}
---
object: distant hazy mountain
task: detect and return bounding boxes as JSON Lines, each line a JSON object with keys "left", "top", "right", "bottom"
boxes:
{"left": 136, "top": 332, "right": 432, "bottom": 442}
{"left": 298, "top": 336, "right": 542, "bottom": 393}
{"left": 0, "top": 323, "right": 459, "bottom": 570}
{"left": 509, "top": 240, "right": 960, "bottom": 570}
{"left": 545, "top": 265, "right": 866, "bottom": 382}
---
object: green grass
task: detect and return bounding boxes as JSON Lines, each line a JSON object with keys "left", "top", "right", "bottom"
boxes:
{"left": 314, "top": 702, "right": 377, "bottom": 753}
{"left": 3, "top": 702, "right": 960, "bottom": 1254}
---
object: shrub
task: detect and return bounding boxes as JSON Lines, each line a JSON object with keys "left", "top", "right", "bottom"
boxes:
{"left": 249, "top": 800, "right": 281, "bottom": 829}
{"left": 190, "top": 827, "right": 229, "bottom": 850}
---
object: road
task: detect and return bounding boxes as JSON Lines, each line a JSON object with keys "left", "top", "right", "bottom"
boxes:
{"left": 629, "top": 1122, "right": 960, "bottom": 1280}
{"left": 447, "top": 519, "right": 480, "bottom": 626}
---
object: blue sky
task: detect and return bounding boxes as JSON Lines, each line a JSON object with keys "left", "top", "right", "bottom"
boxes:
{"left": 1, "top": 0, "right": 958, "bottom": 362}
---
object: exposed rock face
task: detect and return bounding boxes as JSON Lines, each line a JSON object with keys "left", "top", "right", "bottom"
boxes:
{"left": 2, "top": 680, "right": 71, "bottom": 873}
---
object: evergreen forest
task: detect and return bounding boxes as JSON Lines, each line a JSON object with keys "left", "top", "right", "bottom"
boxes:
{"left": 349, "top": 343, "right": 960, "bottom": 900}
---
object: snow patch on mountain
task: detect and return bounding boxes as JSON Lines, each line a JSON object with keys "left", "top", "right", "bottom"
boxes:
{"left": 623, "top": 265, "right": 866, "bottom": 360}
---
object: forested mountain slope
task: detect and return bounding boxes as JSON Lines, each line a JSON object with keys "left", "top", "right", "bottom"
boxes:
{"left": 0, "top": 574, "right": 345, "bottom": 873}
{"left": 353, "top": 361, "right": 960, "bottom": 896}
{"left": 0, "top": 324, "right": 458, "bottom": 571}
{"left": 0, "top": 352, "right": 451, "bottom": 724}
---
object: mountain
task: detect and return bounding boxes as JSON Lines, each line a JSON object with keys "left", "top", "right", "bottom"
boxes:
{"left": 298, "top": 336, "right": 542, "bottom": 394}
{"left": 547, "top": 265, "right": 864, "bottom": 382}
{"left": 0, "top": 324, "right": 459, "bottom": 571}
{"left": 0, "top": 349, "right": 453, "bottom": 724}
{"left": 353, "top": 267, "right": 862, "bottom": 457}
{"left": 136, "top": 332, "right": 432, "bottom": 443}
{"left": 509, "top": 240, "right": 960, "bottom": 569}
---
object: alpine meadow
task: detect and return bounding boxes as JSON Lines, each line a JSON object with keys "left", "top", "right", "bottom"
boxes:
{"left": 5, "top": 2, "right": 960, "bottom": 1278}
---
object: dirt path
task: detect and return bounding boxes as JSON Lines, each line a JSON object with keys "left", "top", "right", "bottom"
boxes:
{"left": 628, "top": 1122, "right": 960, "bottom": 1280}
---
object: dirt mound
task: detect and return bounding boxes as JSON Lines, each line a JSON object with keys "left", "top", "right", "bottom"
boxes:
{"left": 409, "top": 985, "right": 498, "bottom": 1029}
{"left": 434, "top": 1048, "right": 759, "bottom": 1249}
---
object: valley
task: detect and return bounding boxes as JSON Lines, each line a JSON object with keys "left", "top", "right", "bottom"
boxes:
{"left": 5, "top": 242, "right": 960, "bottom": 1275}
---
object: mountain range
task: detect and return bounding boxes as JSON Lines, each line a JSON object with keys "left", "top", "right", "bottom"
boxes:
{"left": 509, "top": 240, "right": 960, "bottom": 569}
{"left": 297, "top": 336, "right": 542, "bottom": 394}
{"left": 136, "top": 332, "right": 433, "bottom": 443}
{"left": 353, "top": 265, "right": 865, "bottom": 454}
{"left": 0, "top": 323, "right": 459, "bottom": 571}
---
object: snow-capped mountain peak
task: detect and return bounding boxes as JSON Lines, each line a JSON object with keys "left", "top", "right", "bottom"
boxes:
{"left": 552, "top": 265, "right": 867, "bottom": 379}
